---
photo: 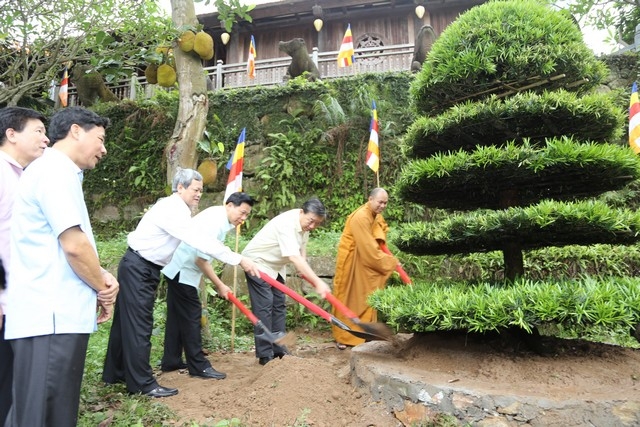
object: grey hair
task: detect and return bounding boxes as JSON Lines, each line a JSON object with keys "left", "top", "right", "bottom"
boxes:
{"left": 172, "top": 167, "right": 202, "bottom": 192}
{"left": 301, "top": 198, "right": 327, "bottom": 219}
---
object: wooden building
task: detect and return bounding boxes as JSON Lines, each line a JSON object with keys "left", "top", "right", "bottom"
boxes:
{"left": 199, "top": 0, "right": 486, "bottom": 67}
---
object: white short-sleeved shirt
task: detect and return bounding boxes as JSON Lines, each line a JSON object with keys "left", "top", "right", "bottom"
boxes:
{"left": 5, "top": 148, "right": 98, "bottom": 339}
{"left": 241, "top": 209, "right": 307, "bottom": 278}
{"left": 0, "top": 150, "right": 23, "bottom": 312}
{"left": 162, "top": 205, "right": 240, "bottom": 288}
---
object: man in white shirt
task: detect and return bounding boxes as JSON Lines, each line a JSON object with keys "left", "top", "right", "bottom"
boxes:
{"left": 4, "top": 107, "right": 119, "bottom": 427}
{"left": 160, "top": 192, "right": 255, "bottom": 379}
{"left": 0, "top": 106, "right": 49, "bottom": 426}
{"left": 242, "top": 198, "right": 331, "bottom": 365}
{"left": 102, "top": 169, "right": 260, "bottom": 398}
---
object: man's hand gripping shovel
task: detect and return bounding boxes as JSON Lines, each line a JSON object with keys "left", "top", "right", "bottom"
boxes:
{"left": 259, "top": 272, "right": 393, "bottom": 342}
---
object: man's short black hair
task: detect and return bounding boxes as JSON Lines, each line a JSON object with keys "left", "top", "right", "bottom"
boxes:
{"left": 226, "top": 192, "right": 256, "bottom": 207}
{"left": 302, "top": 198, "right": 326, "bottom": 218}
{"left": 0, "top": 107, "right": 47, "bottom": 146}
{"left": 48, "top": 107, "right": 110, "bottom": 145}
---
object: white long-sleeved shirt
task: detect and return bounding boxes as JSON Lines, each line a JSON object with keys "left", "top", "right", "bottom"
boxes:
{"left": 128, "top": 194, "right": 241, "bottom": 267}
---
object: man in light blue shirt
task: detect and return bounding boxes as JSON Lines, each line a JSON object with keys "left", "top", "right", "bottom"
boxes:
{"left": 4, "top": 107, "right": 119, "bottom": 427}
{"left": 161, "top": 192, "right": 255, "bottom": 379}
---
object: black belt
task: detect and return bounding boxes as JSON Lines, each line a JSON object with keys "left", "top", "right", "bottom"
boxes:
{"left": 127, "top": 247, "right": 163, "bottom": 270}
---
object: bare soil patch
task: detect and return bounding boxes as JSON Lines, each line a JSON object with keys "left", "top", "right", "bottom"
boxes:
{"left": 157, "top": 329, "right": 640, "bottom": 426}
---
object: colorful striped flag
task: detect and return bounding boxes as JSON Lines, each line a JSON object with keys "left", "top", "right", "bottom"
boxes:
{"left": 59, "top": 67, "right": 69, "bottom": 107}
{"left": 365, "top": 100, "right": 380, "bottom": 173}
{"left": 337, "top": 24, "right": 354, "bottom": 67}
{"left": 224, "top": 128, "right": 245, "bottom": 203}
{"left": 630, "top": 82, "right": 640, "bottom": 154}
{"left": 247, "top": 35, "right": 256, "bottom": 79}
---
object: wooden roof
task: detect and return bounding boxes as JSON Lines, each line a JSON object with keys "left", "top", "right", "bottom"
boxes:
{"left": 199, "top": 0, "right": 485, "bottom": 33}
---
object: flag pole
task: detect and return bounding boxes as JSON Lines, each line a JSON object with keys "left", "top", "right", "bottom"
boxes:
{"left": 230, "top": 224, "right": 240, "bottom": 351}
{"left": 225, "top": 127, "right": 246, "bottom": 351}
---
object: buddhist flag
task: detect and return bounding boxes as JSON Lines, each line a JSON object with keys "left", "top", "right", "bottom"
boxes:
{"left": 247, "top": 35, "right": 256, "bottom": 79}
{"left": 630, "top": 82, "right": 640, "bottom": 154}
{"left": 337, "top": 24, "right": 354, "bottom": 67}
{"left": 59, "top": 67, "right": 69, "bottom": 107}
{"left": 365, "top": 100, "right": 380, "bottom": 173}
{"left": 224, "top": 128, "right": 245, "bottom": 203}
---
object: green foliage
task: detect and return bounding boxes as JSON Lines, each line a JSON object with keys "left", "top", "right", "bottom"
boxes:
{"left": 205, "top": 73, "right": 414, "bottom": 230}
{"left": 0, "top": 0, "right": 174, "bottom": 105}
{"left": 371, "top": 276, "right": 640, "bottom": 342}
{"left": 562, "top": 0, "right": 640, "bottom": 46}
{"left": 198, "top": 122, "right": 226, "bottom": 158}
{"left": 411, "top": 0, "right": 608, "bottom": 115}
{"left": 206, "top": 0, "right": 256, "bottom": 33}
{"left": 397, "top": 137, "right": 640, "bottom": 210}
{"left": 85, "top": 100, "right": 174, "bottom": 238}
{"left": 394, "top": 199, "right": 640, "bottom": 255}
{"left": 404, "top": 90, "right": 625, "bottom": 158}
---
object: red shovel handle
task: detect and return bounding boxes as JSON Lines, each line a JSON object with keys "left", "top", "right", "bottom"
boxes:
{"left": 324, "top": 292, "right": 360, "bottom": 319}
{"left": 298, "top": 274, "right": 360, "bottom": 320}
{"left": 259, "top": 271, "right": 332, "bottom": 322}
{"left": 227, "top": 292, "right": 259, "bottom": 325}
{"left": 379, "top": 242, "right": 412, "bottom": 284}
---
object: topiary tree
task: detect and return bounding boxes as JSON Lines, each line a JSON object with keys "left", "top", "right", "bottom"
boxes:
{"left": 372, "top": 0, "right": 640, "bottom": 343}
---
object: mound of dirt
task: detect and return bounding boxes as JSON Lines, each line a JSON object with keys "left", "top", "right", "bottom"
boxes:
{"left": 157, "top": 330, "right": 640, "bottom": 426}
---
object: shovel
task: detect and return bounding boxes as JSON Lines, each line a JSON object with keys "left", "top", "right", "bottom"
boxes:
{"left": 258, "top": 271, "right": 391, "bottom": 342}
{"left": 379, "top": 242, "right": 412, "bottom": 284}
{"left": 227, "top": 291, "right": 286, "bottom": 344}
{"left": 299, "top": 274, "right": 393, "bottom": 340}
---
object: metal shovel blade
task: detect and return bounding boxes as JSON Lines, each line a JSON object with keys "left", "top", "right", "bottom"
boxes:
{"left": 255, "top": 320, "right": 286, "bottom": 344}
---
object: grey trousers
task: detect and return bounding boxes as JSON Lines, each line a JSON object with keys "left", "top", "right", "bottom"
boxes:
{"left": 5, "top": 333, "right": 89, "bottom": 427}
{"left": 245, "top": 273, "right": 288, "bottom": 359}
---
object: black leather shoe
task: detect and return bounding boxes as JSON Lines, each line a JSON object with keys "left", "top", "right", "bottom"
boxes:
{"left": 191, "top": 367, "right": 226, "bottom": 380}
{"left": 144, "top": 386, "right": 178, "bottom": 398}
{"left": 274, "top": 350, "right": 290, "bottom": 359}
{"left": 160, "top": 361, "right": 188, "bottom": 372}
{"left": 259, "top": 356, "right": 274, "bottom": 366}
{"left": 274, "top": 344, "right": 290, "bottom": 359}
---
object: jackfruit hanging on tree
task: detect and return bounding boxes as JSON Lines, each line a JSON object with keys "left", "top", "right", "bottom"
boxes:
{"left": 144, "top": 63, "right": 158, "bottom": 84}
{"left": 178, "top": 30, "right": 196, "bottom": 53}
{"left": 193, "top": 31, "right": 214, "bottom": 60}
{"left": 157, "top": 63, "right": 177, "bottom": 87}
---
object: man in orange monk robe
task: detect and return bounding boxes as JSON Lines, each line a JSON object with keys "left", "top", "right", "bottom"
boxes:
{"left": 331, "top": 188, "right": 398, "bottom": 348}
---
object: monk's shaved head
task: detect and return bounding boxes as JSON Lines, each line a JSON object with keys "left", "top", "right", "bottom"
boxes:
{"left": 368, "top": 188, "right": 389, "bottom": 214}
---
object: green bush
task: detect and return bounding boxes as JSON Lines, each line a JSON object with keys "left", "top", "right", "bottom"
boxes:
{"left": 371, "top": 276, "right": 640, "bottom": 344}
{"left": 411, "top": 0, "right": 608, "bottom": 115}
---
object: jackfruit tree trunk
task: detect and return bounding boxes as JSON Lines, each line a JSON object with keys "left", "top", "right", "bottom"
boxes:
{"left": 166, "top": 0, "right": 209, "bottom": 184}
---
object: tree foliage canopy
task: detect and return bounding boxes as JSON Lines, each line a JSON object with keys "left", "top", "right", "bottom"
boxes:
{"left": 0, "top": 0, "right": 174, "bottom": 106}
{"left": 559, "top": 0, "right": 640, "bottom": 46}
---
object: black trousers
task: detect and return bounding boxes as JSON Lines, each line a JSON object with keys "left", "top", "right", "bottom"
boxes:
{"left": 0, "top": 315, "right": 12, "bottom": 426}
{"left": 245, "top": 273, "right": 287, "bottom": 359}
{"left": 161, "top": 274, "right": 211, "bottom": 374}
{"left": 102, "top": 248, "right": 162, "bottom": 394}
{"left": 5, "top": 333, "right": 89, "bottom": 427}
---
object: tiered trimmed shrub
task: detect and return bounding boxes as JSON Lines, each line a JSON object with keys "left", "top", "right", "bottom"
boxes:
{"left": 372, "top": 0, "right": 640, "bottom": 341}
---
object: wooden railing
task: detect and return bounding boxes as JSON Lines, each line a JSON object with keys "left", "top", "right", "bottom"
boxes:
{"left": 64, "top": 43, "right": 414, "bottom": 106}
